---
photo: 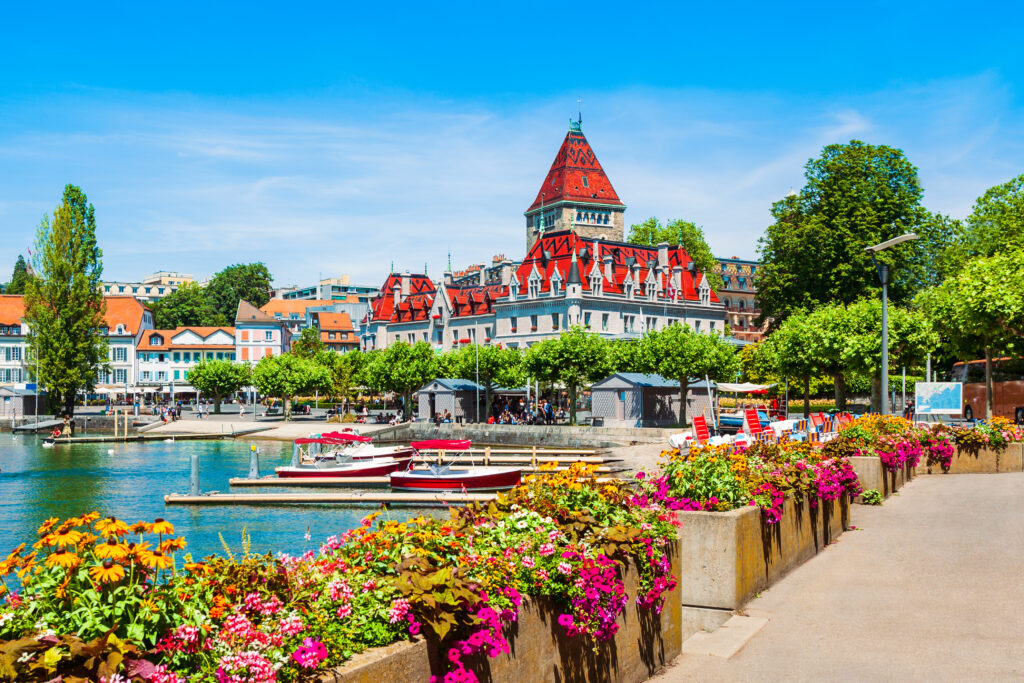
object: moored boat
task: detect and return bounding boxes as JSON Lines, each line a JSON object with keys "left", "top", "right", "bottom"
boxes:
{"left": 275, "top": 455, "right": 412, "bottom": 478}
{"left": 388, "top": 440, "right": 521, "bottom": 492}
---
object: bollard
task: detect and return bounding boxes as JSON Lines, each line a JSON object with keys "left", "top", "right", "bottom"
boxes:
{"left": 292, "top": 443, "right": 301, "bottom": 467}
{"left": 190, "top": 451, "right": 200, "bottom": 496}
{"left": 249, "top": 445, "right": 260, "bottom": 479}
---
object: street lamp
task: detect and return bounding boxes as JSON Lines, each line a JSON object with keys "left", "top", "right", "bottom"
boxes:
{"left": 458, "top": 337, "right": 478, "bottom": 422}
{"left": 865, "top": 232, "right": 918, "bottom": 414}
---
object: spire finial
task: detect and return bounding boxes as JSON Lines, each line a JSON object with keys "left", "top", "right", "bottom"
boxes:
{"left": 447, "top": 250, "right": 452, "bottom": 272}
{"left": 390, "top": 260, "right": 394, "bottom": 273}
{"left": 424, "top": 262, "right": 428, "bottom": 275}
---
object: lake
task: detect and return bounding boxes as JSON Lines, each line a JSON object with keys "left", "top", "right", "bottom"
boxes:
{"left": 0, "top": 434, "right": 419, "bottom": 560}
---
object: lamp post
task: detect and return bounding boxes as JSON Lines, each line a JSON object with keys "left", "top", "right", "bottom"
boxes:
{"left": 457, "top": 337, "right": 477, "bottom": 422}
{"left": 865, "top": 233, "right": 918, "bottom": 414}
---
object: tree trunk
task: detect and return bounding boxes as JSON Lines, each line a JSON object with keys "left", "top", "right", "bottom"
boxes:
{"left": 403, "top": 390, "right": 412, "bottom": 420}
{"left": 802, "top": 376, "right": 810, "bottom": 419}
{"left": 870, "top": 377, "right": 882, "bottom": 413}
{"left": 214, "top": 393, "right": 222, "bottom": 414}
{"left": 679, "top": 378, "right": 689, "bottom": 426}
{"left": 63, "top": 392, "right": 75, "bottom": 419}
{"left": 985, "top": 346, "right": 994, "bottom": 420}
{"left": 569, "top": 382, "right": 577, "bottom": 425}
{"left": 284, "top": 395, "right": 292, "bottom": 420}
{"left": 833, "top": 373, "right": 846, "bottom": 411}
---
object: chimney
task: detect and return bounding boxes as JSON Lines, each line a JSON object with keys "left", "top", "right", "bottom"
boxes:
{"left": 401, "top": 271, "right": 410, "bottom": 298}
{"left": 658, "top": 242, "right": 669, "bottom": 268}
{"left": 479, "top": 267, "right": 486, "bottom": 287}
{"left": 603, "top": 254, "right": 614, "bottom": 283}
{"left": 392, "top": 281, "right": 402, "bottom": 304}
{"left": 672, "top": 265, "right": 683, "bottom": 299}
{"left": 500, "top": 262, "right": 511, "bottom": 286}
{"left": 444, "top": 270, "right": 453, "bottom": 286}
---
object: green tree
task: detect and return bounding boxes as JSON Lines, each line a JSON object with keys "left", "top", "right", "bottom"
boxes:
{"left": 148, "top": 282, "right": 225, "bottom": 328}
{"left": 918, "top": 250, "right": 1024, "bottom": 418}
{"left": 449, "top": 344, "right": 526, "bottom": 421}
{"left": 360, "top": 342, "right": 438, "bottom": 419}
{"left": 524, "top": 327, "right": 611, "bottom": 425}
{"left": 252, "top": 353, "right": 331, "bottom": 419}
{"left": 6, "top": 255, "right": 32, "bottom": 295}
{"left": 763, "top": 312, "right": 822, "bottom": 417}
{"left": 625, "top": 217, "right": 722, "bottom": 289}
{"left": 756, "top": 140, "right": 930, "bottom": 327}
{"left": 314, "top": 349, "right": 365, "bottom": 414}
{"left": 186, "top": 359, "right": 251, "bottom": 413}
{"left": 25, "top": 185, "right": 108, "bottom": 417}
{"left": 292, "top": 327, "right": 326, "bottom": 359}
{"left": 607, "top": 339, "right": 643, "bottom": 373}
{"left": 953, "top": 174, "right": 1024, "bottom": 266}
{"left": 637, "top": 324, "right": 737, "bottom": 425}
{"left": 205, "top": 263, "right": 273, "bottom": 321}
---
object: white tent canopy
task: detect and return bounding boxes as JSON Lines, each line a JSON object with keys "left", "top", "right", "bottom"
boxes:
{"left": 716, "top": 382, "right": 776, "bottom": 393}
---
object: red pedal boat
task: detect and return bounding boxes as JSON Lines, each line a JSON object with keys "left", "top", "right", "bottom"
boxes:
{"left": 275, "top": 457, "right": 412, "bottom": 478}
{"left": 276, "top": 432, "right": 413, "bottom": 478}
{"left": 388, "top": 440, "right": 521, "bottom": 492}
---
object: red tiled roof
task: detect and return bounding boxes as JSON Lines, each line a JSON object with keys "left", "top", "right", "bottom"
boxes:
{"left": 138, "top": 327, "right": 235, "bottom": 351}
{"left": 313, "top": 311, "right": 358, "bottom": 344}
{"left": 0, "top": 295, "right": 26, "bottom": 326}
{"left": 513, "top": 231, "right": 720, "bottom": 304}
{"left": 368, "top": 274, "right": 437, "bottom": 323}
{"left": 527, "top": 127, "right": 624, "bottom": 212}
{"left": 0, "top": 295, "right": 152, "bottom": 332}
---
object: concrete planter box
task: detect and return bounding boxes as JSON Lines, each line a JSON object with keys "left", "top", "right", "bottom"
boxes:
{"left": 675, "top": 494, "right": 849, "bottom": 612}
{"left": 322, "top": 543, "right": 682, "bottom": 683}
{"left": 849, "top": 456, "right": 914, "bottom": 502}
{"left": 917, "top": 444, "right": 1024, "bottom": 475}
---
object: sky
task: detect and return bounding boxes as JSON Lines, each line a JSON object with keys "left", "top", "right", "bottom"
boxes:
{"left": 2, "top": 1, "right": 1023, "bottom": 287}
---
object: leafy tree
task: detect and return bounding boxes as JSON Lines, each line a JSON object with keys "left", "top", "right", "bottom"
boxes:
{"left": 148, "top": 282, "right": 225, "bottom": 328}
{"left": 360, "top": 342, "right": 438, "bottom": 419}
{"left": 918, "top": 250, "right": 1024, "bottom": 418}
{"left": 449, "top": 344, "right": 526, "bottom": 422}
{"left": 524, "top": 327, "right": 610, "bottom": 425}
{"left": 252, "top": 353, "right": 331, "bottom": 419}
{"left": 25, "top": 185, "right": 108, "bottom": 417}
{"left": 756, "top": 140, "right": 930, "bottom": 327}
{"left": 186, "top": 359, "right": 251, "bottom": 413}
{"left": 952, "top": 173, "right": 1024, "bottom": 266}
{"left": 762, "top": 312, "right": 822, "bottom": 417}
{"left": 6, "top": 255, "right": 32, "bottom": 294}
{"left": 607, "top": 339, "right": 643, "bottom": 373}
{"left": 314, "top": 349, "right": 365, "bottom": 414}
{"left": 205, "top": 263, "right": 273, "bottom": 321}
{"left": 292, "top": 327, "right": 325, "bottom": 359}
{"left": 637, "top": 324, "right": 737, "bottom": 425}
{"left": 625, "top": 217, "right": 722, "bottom": 289}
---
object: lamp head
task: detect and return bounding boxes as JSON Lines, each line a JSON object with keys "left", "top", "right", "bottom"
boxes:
{"left": 865, "top": 233, "right": 919, "bottom": 253}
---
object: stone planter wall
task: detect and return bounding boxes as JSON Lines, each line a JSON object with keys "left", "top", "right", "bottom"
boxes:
{"left": 917, "top": 443, "right": 1024, "bottom": 475}
{"left": 849, "top": 456, "right": 914, "bottom": 502}
{"left": 322, "top": 542, "right": 683, "bottom": 683}
{"left": 674, "top": 494, "right": 849, "bottom": 612}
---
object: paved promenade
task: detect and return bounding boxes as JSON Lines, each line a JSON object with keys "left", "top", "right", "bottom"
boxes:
{"left": 655, "top": 472, "right": 1024, "bottom": 681}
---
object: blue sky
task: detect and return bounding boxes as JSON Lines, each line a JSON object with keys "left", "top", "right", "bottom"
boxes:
{"left": 2, "top": 1, "right": 1023, "bottom": 286}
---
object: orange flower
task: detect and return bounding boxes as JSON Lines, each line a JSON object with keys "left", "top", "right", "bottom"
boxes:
{"left": 126, "top": 541, "right": 152, "bottom": 563}
{"left": 95, "top": 516, "right": 129, "bottom": 537}
{"left": 78, "top": 512, "right": 101, "bottom": 524}
{"left": 94, "top": 538, "right": 130, "bottom": 560}
{"left": 47, "top": 526, "right": 83, "bottom": 548}
{"left": 150, "top": 518, "right": 174, "bottom": 535}
{"left": 129, "top": 521, "right": 151, "bottom": 535}
{"left": 46, "top": 551, "right": 82, "bottom": 569}
{"left": 54, "top": 573, "right": 72, "bottom": 599}
{"left": 36, "top": 518, "right": 60, "bottom": 536}
{"left": 140, "top": 550, "right": 173, "bottom": 570}
{"left": 76, "top": 533, "right": 98, "bottom": 550}
{"left": 89, "top": 559, "right": 126, "bottom": 584}
{"left": 184, "top": 561, "right": 211, "bottom": 575}
{"left": 159, "top": 537, "right": 187, "bottom": 553}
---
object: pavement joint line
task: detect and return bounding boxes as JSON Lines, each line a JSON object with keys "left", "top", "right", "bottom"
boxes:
{"left": 680, "top": 614, "right": 769, "bottom": 659}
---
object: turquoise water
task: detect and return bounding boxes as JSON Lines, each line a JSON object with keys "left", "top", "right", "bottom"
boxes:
{"left": 0, "top": 434, "right": 416, "bottom": 560}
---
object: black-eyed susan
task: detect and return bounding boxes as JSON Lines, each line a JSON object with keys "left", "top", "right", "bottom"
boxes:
{"left": 79, "top": 512, "right": 100, "bottom": 524}
{"left": 45, "top": 551, "right": 81, "bottom": 570}
{"left": 94, "top": 538, "right": 130, "bottom": 560}
{"left": 126, "top": 541, "right": 151, "bottom": 563}
{"left": 76, "top": 532, "right": 98, "bottom": 549}
{"left": 183, "top": 561, "right": 212, "bottom": 575}
{"left": 95, "top": 516, "right": 129, "bottom": 537}
{"left": 140, "top": 550, "right": 173, "bottom": 570}
{"left": 48, "top": 526, "right": 83, "bottom": 548}
{"left": 128, "top": 521, "right": 150, "bottom": 535}
{"left": 159, "top": 537, "right": 187, "bottom": 553}
{"left": 89, "top": 558, "right": 126, "bottom": 584}
{"left": 36, "top": 517, "right": 59, "bottom": 536}
{"left": 150, "top": 518, "right": 174, "bottom": 535}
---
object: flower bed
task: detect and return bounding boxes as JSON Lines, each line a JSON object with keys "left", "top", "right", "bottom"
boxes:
{"left": 0, "top": 465, "right": 678, "bottom": 682}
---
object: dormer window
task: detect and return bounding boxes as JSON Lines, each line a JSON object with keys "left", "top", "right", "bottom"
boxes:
{"left": 151, "top": 335, "right": 163, "bottom": 346}
{"left": 581, "top": 175, "right": 589, "bottom": 188}
{"left": 116, "top": 324, "right": 125, "bottom": 335}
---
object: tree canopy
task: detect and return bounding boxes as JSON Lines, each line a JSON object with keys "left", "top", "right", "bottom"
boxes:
{"left": 186, "top": 359, "right": 251, "bottom": 413}
{"left": 625, "top": 217, "right": 722, "bottom": 290}
{"left": 148, "top": 282, "right": 226, "bottom": 329}
{"left": 5, "top": 255, "right": 32, "bottom": 295}
{"left": 524, "top": 327, "right": 611, "bottom": 425}
{"left": 448, "top": 344, "right": 526, "bottom": 419}
{"left": 205, "top": 263, "right": 273, "bottom": 321}
{"left": 292, "top": 327, "right": 326, "bottom": 359}
{"left": 252, "top": 353, "right": 331, "bottom": 419}
{"left": 25, "top": 185, "right": 108, "bottom": 417}
{"left": 756, "top": 140, "right": 932, "bottom": 327}
{"left": 360, "top": 342, "right": 438, "bottom": 419}
{"left": 953, "top": 173, "right": 1024, "bottom": 266}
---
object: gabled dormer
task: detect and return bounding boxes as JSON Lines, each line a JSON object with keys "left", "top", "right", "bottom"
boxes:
{"left": 527, "top": 264, "right": 542, "bottom": 299}
{"left": 509, "top": 272, "right": 521, "bottom": 301}
{"left": 623, "top": 270, "right": 636, "bottom": 299}
{"left": 698, "top": 276, "right": 711, "bottom": 306}
{"left": 588, "top": 260, "right": 603, "bottom": 296}
{"left": 644, "top": 267, "right": 659, "bottom": 301}
{"left": 550, "top": 265, "right": 563, "bottom": 297}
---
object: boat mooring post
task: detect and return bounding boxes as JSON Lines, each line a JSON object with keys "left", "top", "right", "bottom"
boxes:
{"left": 249, "top": 445, "right": 260, "bottom": 479}
{"left": 189, "top": 452, "right": 200, "bottom": 496}
{"left": 291, "top": 443, "right": 301, "bottom": 467}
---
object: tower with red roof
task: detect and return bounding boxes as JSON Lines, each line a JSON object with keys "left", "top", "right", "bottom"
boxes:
{"left": 525, "top": 116, "right": 626, "bottom": 251}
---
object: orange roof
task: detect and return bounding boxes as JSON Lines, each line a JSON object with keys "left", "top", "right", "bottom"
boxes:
{"left": 139, "top": 326, "right": 235, "bottom": 351}
{"left": 0, "top": 295, "right": 26, "bottom": 326}
{"left": 260, "top": 299, "right": 334, "bottom": 317}
{"left": 314, "top": 311, "right": 353, "bottom": 331}
{"left": 104, "top": 296, "right": 150, "bottom": 334}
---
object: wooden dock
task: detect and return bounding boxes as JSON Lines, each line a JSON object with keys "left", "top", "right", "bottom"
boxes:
{"left": 228, "top": 474, "right": 620, "bottom": 488}
{"left": 165, "top": 491, "right": 496, "bottom": 506}
{"left": 48, "top": 425, "right": 273, "bottom": 444}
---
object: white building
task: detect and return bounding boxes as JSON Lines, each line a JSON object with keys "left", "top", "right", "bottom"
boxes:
{"left": 137, "top": 327, "right": 237, "bottom": 394}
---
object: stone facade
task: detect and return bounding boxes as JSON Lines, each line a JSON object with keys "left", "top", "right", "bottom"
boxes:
{"left": 713, "top": 256, "right": 764, "bottom": 342}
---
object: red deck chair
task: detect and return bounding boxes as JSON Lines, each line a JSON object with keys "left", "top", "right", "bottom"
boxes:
{"left": 692, "top": 414, "right": 711, "bottom": 444}
{"left": 743, "top": 408, "right": 764, "bottom": 437}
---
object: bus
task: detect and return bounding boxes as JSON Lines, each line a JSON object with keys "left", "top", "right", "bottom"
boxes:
{"left": 950, "top": 357, "right": 1024, "bottom": 422}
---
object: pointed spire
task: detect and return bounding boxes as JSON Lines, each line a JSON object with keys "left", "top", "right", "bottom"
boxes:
{"left": 447, "top": 250, "right": 452, "bottom": 272}
{"left": 527, "top": 125, "right": 623, "bottom": 213}
{"left": 567, "top": 248, "right": 582, "bottom": 285}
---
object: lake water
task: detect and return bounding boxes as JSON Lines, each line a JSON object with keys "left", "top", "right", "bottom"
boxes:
{"left": 0, "top": 434, "right": 419, "bottom": 560}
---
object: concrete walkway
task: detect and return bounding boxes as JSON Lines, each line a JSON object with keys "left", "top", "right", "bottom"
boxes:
{"left": 654, "top": 473, "right": 1024, "bottom": 681}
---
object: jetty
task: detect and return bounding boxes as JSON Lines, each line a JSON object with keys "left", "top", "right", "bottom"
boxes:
{"left": 47, "top": 425, "right": 273, "bottom": 444}
{"left": 165, "top": 491, "right": 496, "bottom": 506}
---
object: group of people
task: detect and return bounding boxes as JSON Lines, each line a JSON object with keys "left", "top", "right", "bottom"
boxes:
{"left": 432, "top": 410, "right": 453, "bottom": 425}
{"left": 489, "top": 397, "right": 566, "bottom": 425}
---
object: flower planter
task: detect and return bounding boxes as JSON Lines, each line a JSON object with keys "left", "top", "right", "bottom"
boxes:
{"left": 321, "top": 542, "right": 683, "bottom": 683}
{"left": 917, "top": 443, "right": 1024, "bottom": 475}
{"left": 674, "top": 494, "right": 849, "bottom": 612}
{"left": 849, "top": 456, "right": 914, "bottom": 502}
